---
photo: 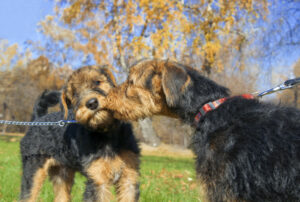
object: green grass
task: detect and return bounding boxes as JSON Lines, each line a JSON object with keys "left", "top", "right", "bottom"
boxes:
{"left": 0, "top": 139, "right": 201, "bottom": 202}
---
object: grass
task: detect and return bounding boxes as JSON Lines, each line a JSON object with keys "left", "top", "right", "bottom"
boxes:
{"left": 0, "top": 138, "right": 201, "bottom": 202}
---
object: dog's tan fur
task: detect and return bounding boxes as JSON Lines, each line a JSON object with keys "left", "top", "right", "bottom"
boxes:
{"left": 102, "top": 59, "right": 191, "bottom": 120}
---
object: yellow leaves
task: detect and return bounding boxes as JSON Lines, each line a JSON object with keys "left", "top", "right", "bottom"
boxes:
{"left": 79, "top": 29, "right": 89, "bottom": 39}
{"left": 101, "top": 41, "right": 107, "bottom": 54}
{"left": 39, "top": 17, "right": 76, "bottom": 43}
{"left": 126, "top": 0, "right": 142, "bottom": 24}
{"left": 202, "top": 41, "right": 221, "bottom": 63}
{"left": 39, "top": 0, "right": 268, "bottom": 74}
{"left": 131, "top": 36, "right": 151, "bottom": 57}
{"left": 224, "top": 16, "right": 235, "bottom": 32}
{"left": 149, "top": 25, "right": 179, "bottom": 57}
{"left": 0, "top": 42, "right": 21, "bottom": 69}
{"left": 131, "top": 15, "right": 145, "bottom": 26}
{"left": 45, "top": 15, "right": 54, "bottom": 22}
{"left": 139, "top": 0, "right": 149, "bottom": 7}
{"left": 4, "top": 44, "right": 18, "bottom": 61}
{"left": 181, "top": 21, "right": 194, "bottom": 34}
{"left": 86, "top": 20, "right": 100, "bottom": 30}
{"left": 239, "top": 0, "right": 253, "bottom": 11}
{"left": 62, "top": 0, "right": 81, "bottom": 24}
{"left": 15, "top": 59, "right": 24, "bottom": 68}
{"left": 150, "top": 30, "right": 162, "bottom": 48}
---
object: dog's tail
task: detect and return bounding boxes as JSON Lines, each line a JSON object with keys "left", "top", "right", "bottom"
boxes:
{"left": 31, "top": 90, "right": 61, "bottom": 121}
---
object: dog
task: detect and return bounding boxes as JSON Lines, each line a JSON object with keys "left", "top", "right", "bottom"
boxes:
{"left": 20, "top": 66, "right": 140, "bottom": 202}
{"left": 102, "top": 59, "right": 300, "bottom": 202}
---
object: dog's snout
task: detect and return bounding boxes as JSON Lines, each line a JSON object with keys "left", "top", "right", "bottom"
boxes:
{"left": 86, "top": 98, "right": 99, "bottom": 110}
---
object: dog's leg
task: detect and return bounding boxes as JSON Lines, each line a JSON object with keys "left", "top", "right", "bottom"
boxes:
{"left": 116, "top": 151, "right": 140, "bottom": 202}
{"left": 85, "top": 159, "right": 113, "bottom": 202}
{"left": 20, "top": 157, "right": 55, "bottom": 202}
{"left": 83, "top": 179, "right": 100, "bottom": 202}
{"left": 49, "top": 165, "right": 74, "bottom": 202}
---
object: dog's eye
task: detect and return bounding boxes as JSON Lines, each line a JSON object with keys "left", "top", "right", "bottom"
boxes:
{"left": 128, "top": 80, "right": 134, "bottom": 85}
{"left": 93, "top": 80, "right": 101, "bottom": 85}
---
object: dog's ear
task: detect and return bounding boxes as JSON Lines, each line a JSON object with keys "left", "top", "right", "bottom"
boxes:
{"left": 96, "top": 65, "right": 117, "bottom": 87}
{"left": 61, "top": 87, "right": 71, "bottom": 119}
{"left": 161, "top": 62, "right": 192, "bottom": 107}
{"left": 101, "top": 67, "right": 117, "bottom": 87}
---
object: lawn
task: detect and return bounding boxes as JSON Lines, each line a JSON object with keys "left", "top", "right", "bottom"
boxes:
{"left": 0, "top": 138, "right": 201, "bottom": 202}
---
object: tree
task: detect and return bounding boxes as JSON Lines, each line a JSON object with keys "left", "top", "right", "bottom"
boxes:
{"left": 38, "top": 0, "right": 268, "bottom": 74}
{"left": 0, "top": 55, "right": 71, "bottom": 132}
{"left": 0, "top": 40, "right": 31, "bottom": 71}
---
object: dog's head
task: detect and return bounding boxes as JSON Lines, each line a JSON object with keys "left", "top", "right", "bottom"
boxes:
{"left": 102, "top": 59, "right": 198, "bottom": 121}
{"left": 61, "top": 65, "right": 116, "bottom": 129}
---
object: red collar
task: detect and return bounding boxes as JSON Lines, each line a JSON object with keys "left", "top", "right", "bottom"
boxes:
{"left": 194, "top": 94, "right": 255, "bottom": 124}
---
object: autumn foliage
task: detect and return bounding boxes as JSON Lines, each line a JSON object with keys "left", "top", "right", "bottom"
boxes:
{"left": 40, "top": 0, "right": 267, "bottom": 73}
{"left": 0, "top": 55, "right": 71, "bottom": 132}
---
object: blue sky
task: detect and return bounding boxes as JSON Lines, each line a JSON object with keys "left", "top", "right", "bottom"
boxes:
{"left": 0, "top": 0, "right": 53, "bottom": 45}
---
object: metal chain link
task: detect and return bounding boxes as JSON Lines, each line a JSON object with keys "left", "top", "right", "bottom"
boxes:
{"left": 0, "top": 120, "right": 77, "bottom": 127}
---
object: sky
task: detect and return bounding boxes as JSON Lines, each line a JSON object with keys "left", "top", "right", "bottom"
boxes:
{"left": 0, "top": 0, "right": 53, "bottom": 45}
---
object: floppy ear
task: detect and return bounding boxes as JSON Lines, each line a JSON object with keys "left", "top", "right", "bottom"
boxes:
{"left": 101, "top": 68, "right": 117, "bottom": 87}
{"left": 61, "top": 88, "right": 71, "bottom": 119}
{"left": 161, "top": 62, "right": 192, "bottom": 107}
{"left": 96, "top": 65, "right": 117, "bottom": 87}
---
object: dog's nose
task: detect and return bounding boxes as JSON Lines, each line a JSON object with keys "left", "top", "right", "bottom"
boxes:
{"left": 86, "top": 98, "right": 99, "bottom": 110}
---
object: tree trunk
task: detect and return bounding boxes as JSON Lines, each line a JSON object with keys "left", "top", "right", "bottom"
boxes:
{"left": 1, "top": 103, "right": 8, "bottom": 135}
{"left": 138, "top": 118, "right": 161, "bottom": 147}
{"left": 294, "top": 86, "right": 298, "bottom": 108}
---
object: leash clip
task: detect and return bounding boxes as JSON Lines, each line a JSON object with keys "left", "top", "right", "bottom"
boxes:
{"left": 58, "top": 120, "right": 77, "bottom": 127}
{"left": 58, "top": 120, "right": 66, "bottom": 127}
{"left": 256, "top": 77, "right": 300, "bottom": 97}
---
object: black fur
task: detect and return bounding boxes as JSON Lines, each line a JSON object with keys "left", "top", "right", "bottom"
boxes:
{"left": 20, "top": 90, "right": 140, "bottom": 201}
{"left": 168, "top": 64, "right": 300, "bottom": 202}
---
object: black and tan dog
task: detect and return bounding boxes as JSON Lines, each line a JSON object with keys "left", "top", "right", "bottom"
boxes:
{"left": 102, "top": 59, "right": 300, "bottom": 202}
{"left": 20, "top": 66, "right": 140, "bottom": 202}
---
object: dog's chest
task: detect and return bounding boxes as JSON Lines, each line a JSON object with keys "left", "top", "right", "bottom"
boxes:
{"left": 85, "top": 153, "right": 129, "bottom": 184}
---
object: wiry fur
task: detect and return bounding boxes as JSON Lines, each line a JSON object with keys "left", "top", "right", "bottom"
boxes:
{"left": 103, "top": 59, "right": 300, "bottom": 202}
{"left": 20, "top": 66, "right": 140, "bottom": 202}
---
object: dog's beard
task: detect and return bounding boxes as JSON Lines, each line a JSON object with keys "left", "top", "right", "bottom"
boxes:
{"left": 75, "top": 107, "right": 114, "bottom": 130}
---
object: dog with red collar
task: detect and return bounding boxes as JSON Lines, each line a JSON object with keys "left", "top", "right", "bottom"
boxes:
{"left": 103, "top": 59, "right": 300, "bottom": 202}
